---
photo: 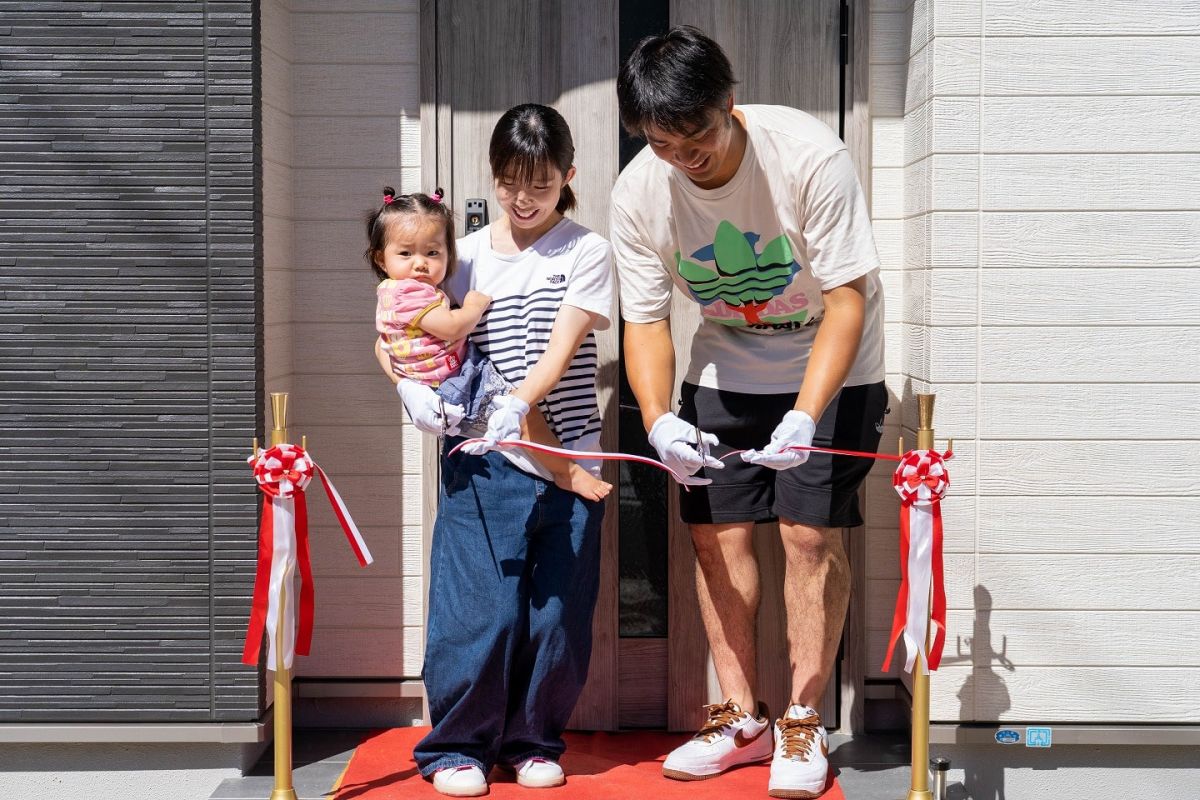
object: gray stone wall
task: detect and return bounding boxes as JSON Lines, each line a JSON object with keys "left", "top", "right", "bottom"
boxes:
{"left": 0, "top": 1, "right": 262, "bottom": 722}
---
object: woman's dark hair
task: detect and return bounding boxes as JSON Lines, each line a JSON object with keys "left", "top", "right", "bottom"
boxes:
{"left": 617, "top": 25, "right": 737, "bottom": 137}
{"left": 364, "top": 187, "right": 457, "bottom": 283}
{"left": 488, "top": 103, "right": 577, "bottom": 214}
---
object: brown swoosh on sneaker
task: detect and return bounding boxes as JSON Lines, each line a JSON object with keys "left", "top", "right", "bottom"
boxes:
{"left": 733, "top": 726, "right": 766, "bottom": 748}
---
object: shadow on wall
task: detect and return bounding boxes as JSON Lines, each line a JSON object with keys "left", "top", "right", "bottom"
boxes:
{"left": 940, "top": 584, "right": 1012, "bottom": 800}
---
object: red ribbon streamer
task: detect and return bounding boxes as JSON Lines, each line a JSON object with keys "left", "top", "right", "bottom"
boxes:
{"left": 882, "top": 449, "right": 951, "bottom": 673}
{"left": 242, "top": 493, "right": 275, "bottom": 666}
{"left": 242, "top": 444, "right": 372, "bottom": 668}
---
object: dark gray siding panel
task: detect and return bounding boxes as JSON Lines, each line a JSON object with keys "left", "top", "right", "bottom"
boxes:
{"left": 0, "top": 1, "right": 262, "bottom": 721}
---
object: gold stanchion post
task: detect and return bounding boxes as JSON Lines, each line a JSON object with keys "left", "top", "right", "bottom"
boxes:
{"left": 902, "top": 392, "right": 937, "bottom": 800}
{"left": 268, "top": 392, "right": 298, "bottom": 800}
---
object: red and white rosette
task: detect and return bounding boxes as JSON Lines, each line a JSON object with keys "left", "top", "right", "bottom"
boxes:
{"left": 882, "top": 448, "right": 951, "bottom": 674}
{"left": 242, "top": 443, "right": 373, "bottom": 670}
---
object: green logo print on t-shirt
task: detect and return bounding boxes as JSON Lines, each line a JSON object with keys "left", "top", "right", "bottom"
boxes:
{"left": 675, "top": 220, "right": 809, "bottom": 329}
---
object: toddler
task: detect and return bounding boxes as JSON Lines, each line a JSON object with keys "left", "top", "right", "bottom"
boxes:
{"left": 368, "top": 187, "right": 611, "bottom": 501}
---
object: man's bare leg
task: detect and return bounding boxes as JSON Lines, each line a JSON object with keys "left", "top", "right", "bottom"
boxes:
{"left": 779, "top": 520, "right": 850, "bottom": 709}
{"left": 691, "top": 521, "right": 761, "bottom": 711}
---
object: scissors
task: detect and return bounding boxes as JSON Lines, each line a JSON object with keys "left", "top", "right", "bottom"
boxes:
{"left": 694, "top": 423, "right": 711, "bottom": 463}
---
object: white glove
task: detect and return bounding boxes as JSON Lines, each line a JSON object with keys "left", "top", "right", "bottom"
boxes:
{"left": 740, "top": 410, "right": 816, "bottom": 470}
{"left": 396, "top": 379, "right": 465, "bottom": 436}
{"left": 648, "top": 412, "right": 724, "bottom": 486}
{"left": 461, "top": 394, "right": 530, "bottom": 456}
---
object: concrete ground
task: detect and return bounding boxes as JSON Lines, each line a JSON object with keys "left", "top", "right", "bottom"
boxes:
{"left": 209, "top": 729, "right": 922, "bottom": 800}
{"left": 5, "top": 741, "right": 258, "bottom": 800}
{"left": 7, "top": 729, "right": 1199, "bottom": 799}
{"left": 208, "top": 729, "right": 1200, "bottom": 800}
{"left": 209, "top": 729, "right": 362, "bottom": 800}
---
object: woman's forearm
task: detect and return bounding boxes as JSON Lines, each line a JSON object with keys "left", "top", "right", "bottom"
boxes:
{"left": 511, "top": 305, "right": 598, "bottom": 406}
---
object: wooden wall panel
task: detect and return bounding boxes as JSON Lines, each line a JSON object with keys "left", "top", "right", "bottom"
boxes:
{"left": 982, "top": 37, "right": 1200, "bottom": 95}
{"left": 983, "top": 97, "right": 1200, "bottom": 153}
{"left": 291, "top": 11, "right": 419, "bottom": 61}
{"left": 976, "top": 497, "right": 1200, "bottom": 554}
{"left": 938, "top": 667, "right": 1200, "bottom": 723}
{"left": 983, "top": 2, "right": 1200, "bottom": 36}
{"left": 905, "top": 268, "right": 1200, "bottom": 327}
{"left": 980, "top": 556, "right": 1200, "bottom": 610}
{"left": 981, "top": 212, "right": 1200, "bottom": 269}
{"left": 980, "top": 383, "right": 1200, "bottom": 438}
{"left": 980, "top": 154, "right": 1200, "bottom": 211}
{"left": 287, "top": 0, "right": 421, "bottom": 681}
{"left": 977, "top": 328, "right": 1200, "bottom": 383}
{"left": 947, "top": 610, "right": 1200, "bottom": 667}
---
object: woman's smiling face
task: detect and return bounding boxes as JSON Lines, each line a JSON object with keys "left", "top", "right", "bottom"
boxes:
{"left": 494, "top": 162, "right": 575, "bottom": 232}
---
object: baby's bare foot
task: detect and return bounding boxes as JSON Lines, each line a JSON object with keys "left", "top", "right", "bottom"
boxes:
{"left": 554, "top": 464, "right": 613, "bottom": 502}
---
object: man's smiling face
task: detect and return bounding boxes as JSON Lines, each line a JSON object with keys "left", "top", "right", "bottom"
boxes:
{"left": 641, "top": 100, "right": 738, "bottom": 187}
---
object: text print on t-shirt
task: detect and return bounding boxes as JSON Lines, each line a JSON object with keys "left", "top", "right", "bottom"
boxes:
{"left": 675, "top": 219, "right": 818, "bottom": 333}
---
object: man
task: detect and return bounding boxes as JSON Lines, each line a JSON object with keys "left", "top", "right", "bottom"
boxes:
{"left": 611, "top": 26, "right": 886, "bottom": 798}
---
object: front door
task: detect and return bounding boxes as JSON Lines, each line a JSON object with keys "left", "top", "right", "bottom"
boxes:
{"left": 422, "top": 0, "right": 863, "bottom": 732}
{"left": 617, "top": 0, "right": 855, "bottom": 733}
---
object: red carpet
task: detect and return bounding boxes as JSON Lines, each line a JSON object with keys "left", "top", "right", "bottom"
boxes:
{"left": 332, "top": 726, "right": 844, "bottom": 800}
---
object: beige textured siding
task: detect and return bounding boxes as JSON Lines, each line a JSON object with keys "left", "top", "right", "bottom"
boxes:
{"left": 865, "top": 0, "right": 917, "bottom": 691}
{"left": 263, "top": 0, "right": 295, "bottom": 431}
{"left": 262, "top": 0, "right": 425, "bottom": 680}
{"left": 868, "top": 0, "right": 1200, "bottom": 723}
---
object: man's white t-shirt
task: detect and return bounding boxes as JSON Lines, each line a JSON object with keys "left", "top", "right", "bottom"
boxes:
{"left": 610, "top": 104, "right": 885, "bottom": 394}
{"left": 447, "top": 217, "right": 614, "bottom": 479}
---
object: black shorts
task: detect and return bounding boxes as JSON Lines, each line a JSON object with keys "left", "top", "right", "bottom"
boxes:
{"left": 677, "top": 381, "right": 889, "bottom": 528}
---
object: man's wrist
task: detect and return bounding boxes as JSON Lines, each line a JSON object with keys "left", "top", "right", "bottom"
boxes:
{"left": 642, "top": 406, "right": 671, "bottom": 434}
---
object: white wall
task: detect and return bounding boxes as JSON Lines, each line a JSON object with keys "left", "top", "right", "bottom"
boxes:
{"left": 262, "top": 0, "right": 426, "bottom": 682}
{"left": 864, "top": 0, "right": 922, "bottom": 691}
{"left": 868, "top": 0, "right": 1200, "bottom": 723}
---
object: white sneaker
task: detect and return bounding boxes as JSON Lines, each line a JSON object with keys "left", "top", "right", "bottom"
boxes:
{"left": 662, "top": 700, "right": 773, "bottom": 780}
{"left": 513, "top": 756, "right": 566, "bottom": 788}
{"left": 432, "top": 764, "right": 488, "bottom": 797}
{"left": 768, "top": 704, "right": 829, "bottom": 798}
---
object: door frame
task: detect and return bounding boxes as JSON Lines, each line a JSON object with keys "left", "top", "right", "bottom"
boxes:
{"left": 417, "top": 0, "right": 622, "bottom": 731}
{"left": 417, "top": 0, "right": 872, "bottom": 734}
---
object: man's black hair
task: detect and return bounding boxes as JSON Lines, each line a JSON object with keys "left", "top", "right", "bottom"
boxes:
{"left": 617, "top": 25, "right": 737, "bottom": 137}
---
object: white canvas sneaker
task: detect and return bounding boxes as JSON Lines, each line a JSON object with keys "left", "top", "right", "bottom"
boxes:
{"left": 431, "top": 764, "right": 488, "bottom": 797}
{"left": 768, "top": 704, "right": 830, "bottom": 798}
{"left": 513, "top": 757, "right": 566, "bottom": 788}
{"left": 662, "top": 700, "right": 774, "bottom": 780}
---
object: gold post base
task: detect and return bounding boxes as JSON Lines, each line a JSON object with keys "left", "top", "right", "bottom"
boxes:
{"left": 905, "top": 792, "right": 934, "bottom": 800}
{"left": 269, "top": 790, "right": 299, "bottom": 800}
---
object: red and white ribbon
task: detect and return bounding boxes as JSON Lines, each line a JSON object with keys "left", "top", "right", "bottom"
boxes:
{"left": 449, "top": 439, "right": 910, "bottom": 487}
{"left": 447, "top": 438, "right": 694, "bottom": 483}
{"left": 242, "top": 444, "right": 372, "bottom": 670}
{"left": 453, "top": 435, "right": 953, "bottom": 676}
{"left": 882, "top": 448, "right": 951, "bottom": 674}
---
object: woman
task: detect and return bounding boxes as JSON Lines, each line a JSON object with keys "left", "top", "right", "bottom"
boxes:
{"left": 393, "top": 103, "right": 613, "bottom": 797}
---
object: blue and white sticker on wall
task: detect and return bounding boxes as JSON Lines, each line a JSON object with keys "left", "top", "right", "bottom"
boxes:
{"left": 1025, "top": 727, "right": 1052, "bottom": 748}
{"left": 995, "top": 729, "right": 1021, "bottom": 745}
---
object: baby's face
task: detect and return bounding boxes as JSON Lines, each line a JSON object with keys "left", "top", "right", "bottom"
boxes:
{"left": 379, "top": 216, "right": 449, "bottom": 285}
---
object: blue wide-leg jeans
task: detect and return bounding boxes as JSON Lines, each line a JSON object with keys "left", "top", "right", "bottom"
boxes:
{"left": 414, "top": 439, "right": 604, "bottom": 777}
